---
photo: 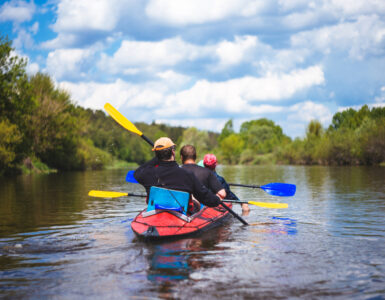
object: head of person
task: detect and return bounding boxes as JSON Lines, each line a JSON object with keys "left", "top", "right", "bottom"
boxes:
{"left": 152, "top": 137, "right": 176, "bottom": 161}
{"left": 180, "top": 144, "right": 196, "bottom": 164}
{"left": 203, "top": 154, "right": 217, "bottom": 170}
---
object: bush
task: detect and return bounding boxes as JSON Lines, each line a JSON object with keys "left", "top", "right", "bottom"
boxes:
{"left": 0, "top": 119, "right": 23, "bottom": 174}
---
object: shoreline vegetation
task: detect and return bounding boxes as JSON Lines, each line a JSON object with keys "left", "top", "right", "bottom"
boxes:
{"left": 1, "top": 36, "right": 385, "bottom": 176}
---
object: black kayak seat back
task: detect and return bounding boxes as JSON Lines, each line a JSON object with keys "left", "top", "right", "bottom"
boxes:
{"left": 147, "top": 186, "right": 189, "bottom": 215}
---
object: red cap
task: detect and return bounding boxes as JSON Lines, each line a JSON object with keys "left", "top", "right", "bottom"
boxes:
{"left": 203, "top": 154, "right": 217, "bottom": 169}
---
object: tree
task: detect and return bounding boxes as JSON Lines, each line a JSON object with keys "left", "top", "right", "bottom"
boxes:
{"left": 220, "top": 133, "right": 244, "bottom": 164}
{"left": 218, "top": 119, "right": 234, "bottom": 142}
{"left": 240, "top": 118, "right": 289, "bottom": 154}
{"left": 0, "top": 36, "right": 35, "bottom": 173}
{"left": 306, "top": 120, "right": 323, "bottom": 139}
{"left": 180, "top": 127, "right": 210, "bottom": 159}
{"left": 0, "top": 119, "right": 23, "bottom": 174}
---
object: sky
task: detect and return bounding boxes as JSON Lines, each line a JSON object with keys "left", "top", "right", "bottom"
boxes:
{"left": 1, "top": 0, "right": 385, "bottom": 138}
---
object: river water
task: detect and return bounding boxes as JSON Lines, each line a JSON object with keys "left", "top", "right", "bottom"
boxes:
{"left": 0, "top": 166, "right": 384, "bottom": 299}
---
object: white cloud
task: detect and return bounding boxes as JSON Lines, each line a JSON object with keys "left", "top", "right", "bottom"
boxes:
{"left": 0, "top": 0, "right": 35, "bottom": 23}
{"left": 278, "top": 0, "right": 311, "bottom": 12}
{"left": 26, "top": 62, "right": 39, "bottom": 75}
{"left": 282, "top": 10, "right": 324, "bottom": 30}
{"left": 13, "top": 29, "right": 34, "bottom": 49}
{"left": 145, "top": 0, "right": 267, "bottom": 25}
{"left": 58, "top": 66, "right": 322, "bottom": 125}
{"left": 29, "top": 21, "right": 38, "bottom": 34}
{"left": 41, "top": 33, "right": 82, "bottom": 49}
{"left": 330, "top": 0, "right": 385, "bottom": 16}
{"left": 153, "top": 66, "right": 323, "bottom": 118}
{"left": 46, "top": 48, "right": 95, "bottom": 80}
{"left": 288, "top": 101, "right": 332, "bottom": 125}
{"left": 216, "top": 35, "right": 261, "bottom": 67}
{"left": 291, "top": 14, "right": 385, "bottom": 60}
{"left": 98, "top": 34, "right": 316, "bottom": 78}
{"left": 60, "top": 78, "right": 179, "bottom": 112}
{"left": 155, "top": 70, "right": 191, "bottom": 89}
{"left": 53, "top": 0, "right": 126, "bottom": 32}
{"left": 375, "top": 86, "right": 385, "bottom": 103}
{"left": 99, "top": 37, "right": 209, "bottom": 73}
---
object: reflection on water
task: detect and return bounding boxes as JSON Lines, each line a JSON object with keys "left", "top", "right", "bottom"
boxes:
{"left": 147, "top": 226, "right": 230, "bottom": 284}
{"left": 0, "top": 166, "right": 384, "bottom": 299}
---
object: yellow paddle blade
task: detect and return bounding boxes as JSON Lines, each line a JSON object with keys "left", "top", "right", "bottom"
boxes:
{"left": 248, "top": 201, "right": 288, "bottom": 209}
{"left": 88, "top": 190, "right": 128, "bottom": 198}
{"left": 104, "top": 103, "right": 143, "bottom": 136}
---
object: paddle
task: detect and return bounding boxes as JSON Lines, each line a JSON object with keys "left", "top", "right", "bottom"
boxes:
{"left": 104, "top": 103, "right": 154, "bottom": 147}
{"left": 222, "top": 199, "right": 288, "bottom": 209}
{"left": 88, "top": 190, "right": 146, "bottom": 198}
{"left": 104, "top": 103, "right": 248, "bottom": 225}
{"left": 88, "top": 190, "right": 287, "bottom": 209}
{"left": 229, "top": 182, "right": 296, "bottom": 197}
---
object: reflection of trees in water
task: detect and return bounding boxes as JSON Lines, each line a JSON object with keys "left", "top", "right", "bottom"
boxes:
{"left": 145, "top": 225, "right": 232, "bottom": 289}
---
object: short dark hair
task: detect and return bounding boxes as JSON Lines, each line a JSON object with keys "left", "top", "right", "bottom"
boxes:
{"left": 155, "top": 146, "right": 175, "bottom": 161}
{"left": 180, "top": 145, "right": 196, "bottom": 163}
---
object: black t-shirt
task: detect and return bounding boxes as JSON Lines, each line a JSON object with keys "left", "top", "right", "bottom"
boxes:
{"left": 133, "top": 157, "right": 220, "bottom": 207}
{"left": 181, "top": 164, "right": 223, "bottom": 194}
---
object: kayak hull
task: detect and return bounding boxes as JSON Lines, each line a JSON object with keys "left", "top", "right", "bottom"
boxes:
{"left": 131, "top": 203, "right": 232, "bottom": 240}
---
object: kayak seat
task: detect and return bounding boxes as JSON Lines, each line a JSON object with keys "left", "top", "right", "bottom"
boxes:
{"left": 147, "top": 186, "right": 189, "bottom": 215}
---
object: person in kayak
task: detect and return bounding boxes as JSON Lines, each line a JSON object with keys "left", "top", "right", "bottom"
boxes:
{"left": 202, "top": 154, "right": 250, "bottom": 213}
{"left": 133, "top": 137, "right": 222, "bottom": 214}
{"left": 180, "top": 144, "right": 226, "bottom": 200}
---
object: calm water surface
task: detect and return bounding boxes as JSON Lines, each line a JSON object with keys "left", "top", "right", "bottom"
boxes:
{"left": 0, "top": 166, "right": 384, "bottom": 299}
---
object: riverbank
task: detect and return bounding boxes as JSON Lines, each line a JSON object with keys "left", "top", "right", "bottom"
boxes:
{"left": 17, "top": 158, "right": 138, "bottom": 176}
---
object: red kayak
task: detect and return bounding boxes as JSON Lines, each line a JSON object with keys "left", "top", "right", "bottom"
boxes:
{"left": 131, "top": 203, "right": 233, "bottom": 240}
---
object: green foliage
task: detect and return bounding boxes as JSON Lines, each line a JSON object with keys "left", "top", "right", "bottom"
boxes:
{"left": 220, "top": 133, "right": 244, "bottom": 164}
{"left": 179, "top": 127, "right": 210, "bottom": 159}
{"left": 28, "top": 73, "right": 82, "bottom": 170}
{"left": 280, "top": 106, "right": 385, "bottom": 165}
{"left": 240, "top": 118, "right": 290, "bottom": 155}
{"left": 276, "top": 138, "right": 307, "bottom": 165}
{"left": 218, "top": 119, "right": 234, "bottom": 143}
{"left": 0, "top": 36, "right": 35, "bottom": 126}
{"left": 75, "top": 139, "right": 112, "bottom": 170}
{"left": 0, "top": 36, "right": 35, "bottom": 172}
{"left": 0, "top": 119, "right": 23, "bottom": 174}
{"left": 357, "top": 118, "right": 385, "bottom": 165}
{"left": 329, "top": 105, "right": 370, "bottom": 131}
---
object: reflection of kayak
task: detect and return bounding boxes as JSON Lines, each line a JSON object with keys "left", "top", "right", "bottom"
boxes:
{"left": 131, "top": 203, "right": 232, "bottom": 240}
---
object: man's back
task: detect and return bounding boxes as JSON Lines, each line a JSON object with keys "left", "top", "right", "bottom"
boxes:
{"left": 181, "top": 164, "right": 223, "bottom": 194}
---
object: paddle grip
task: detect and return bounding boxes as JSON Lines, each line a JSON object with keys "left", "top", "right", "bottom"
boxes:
{"left": 141, "top": 135, "right": 154, "bottom": 147}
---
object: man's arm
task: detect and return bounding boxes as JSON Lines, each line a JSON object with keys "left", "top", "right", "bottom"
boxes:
{"left": 190, "top": 174, "right": 221, "bottom": 207}
{"left": 133, "top": 157, "right": 159, "bottom": 194}
{"left": 215, "top": 173, "right": 239, "bottom": 200}
{"left": 208, "top": 171, "right": 227, "bottom": 199}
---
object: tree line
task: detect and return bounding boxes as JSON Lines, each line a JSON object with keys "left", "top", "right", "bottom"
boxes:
{"left": 1, "top": 36, "right": 384, "bottom": 175}
{"left": 214, "top": 106, "right": 385, "bottom": 166}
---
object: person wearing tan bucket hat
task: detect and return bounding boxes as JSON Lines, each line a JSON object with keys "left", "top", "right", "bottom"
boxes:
{"left": 134, "top": 137, "right": 222, "bottom": 214}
